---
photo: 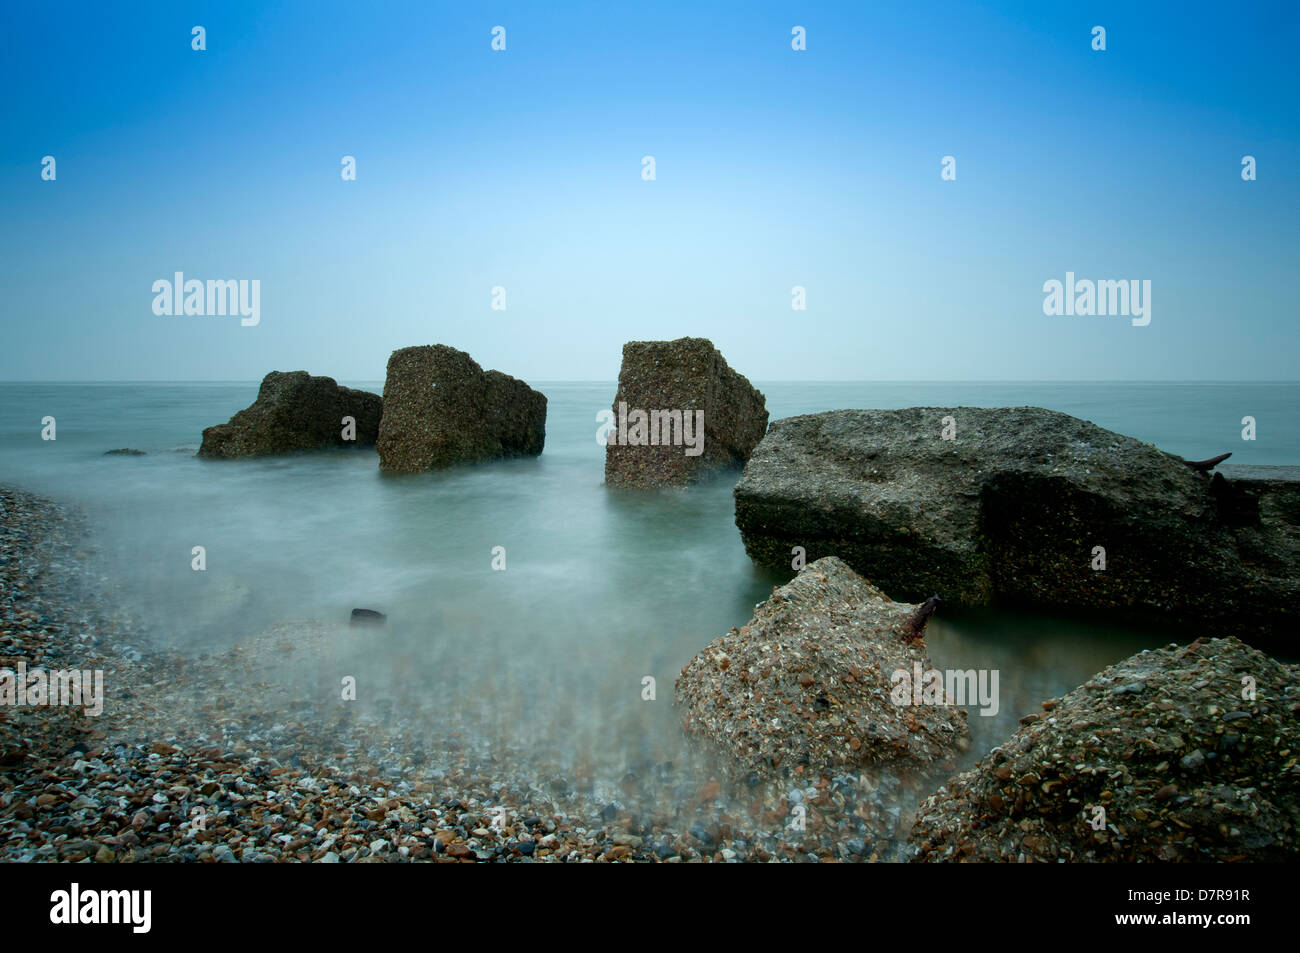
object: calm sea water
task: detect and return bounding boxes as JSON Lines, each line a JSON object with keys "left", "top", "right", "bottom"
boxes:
{"left": 0, "top": 381, "right": 1294, "bottom": 790}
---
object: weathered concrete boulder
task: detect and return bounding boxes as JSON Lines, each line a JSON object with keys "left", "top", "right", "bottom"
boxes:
{"left": 604, "top": 337, "right": 768, "bottom": 487}
{"left": 1217, "top": 465, "right": 1300, "bottom": 602}
{"left": 910, "top": 637, "right": 1300, "bottom": 862}
{"left": 198, "top": 371, "right": 381, "bottom": 458}
{"left": 734, "top": 407, "right": 1299, "bottom": 638}
{"left": 376, "top": 345, "right": 546, "bottom": 473}
{"left": 675, "top": 557, "right": 969, "bottom": 782}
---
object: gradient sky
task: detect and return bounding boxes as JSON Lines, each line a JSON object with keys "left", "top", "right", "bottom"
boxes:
{"left": 2, "top": 0, "right": 1297, "bottom": 382}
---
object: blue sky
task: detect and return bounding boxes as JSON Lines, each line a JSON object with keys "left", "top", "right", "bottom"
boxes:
{"left": 2, "top": 0, "right": 1296, "bottom": 381}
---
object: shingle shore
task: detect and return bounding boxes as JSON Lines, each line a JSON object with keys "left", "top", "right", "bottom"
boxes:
{"left": 0, "top": 486, "right": 929, "bottom": 862}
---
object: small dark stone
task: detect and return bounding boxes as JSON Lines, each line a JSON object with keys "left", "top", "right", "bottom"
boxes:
{"left": 515, "top": 840, "right": 535, "bottom": 856}
{"left": 689, "top": 823, "right": 717, "bottom": 847}
{"left": 1180, "top": 749, "right": 1206, "bottom": 772}
{"left": 1113, "top": 681, "right": 1147, "bottom": 696}
{"left": 104, "top": 448, "right": 146, "bottom": 455}
{"left": 350, "top": 608, "right": 386, "bottom": 626}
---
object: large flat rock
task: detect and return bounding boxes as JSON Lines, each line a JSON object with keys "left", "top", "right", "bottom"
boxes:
{"left": 376, "top": 345, "right": 546, "bottom": 473}
{"left": 733, "top": 407, "right": 1299, "bottom": 638}
{"left": 198, "top": 371, "right": 381, "bottom": 458}
{"left": 604, "top": 337, "right": 767, "bottom": 487}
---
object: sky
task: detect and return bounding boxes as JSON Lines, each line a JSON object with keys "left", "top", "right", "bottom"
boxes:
{"left": 1, "top": 0, "right": 1297, "bottom": 382}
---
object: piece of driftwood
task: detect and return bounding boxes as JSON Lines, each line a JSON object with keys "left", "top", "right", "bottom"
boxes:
{"left": 901, "top": 595, "right": 941, "bottom": 641}
{"left": 1183, "top": 452, "right": 1232, "bottom": 471}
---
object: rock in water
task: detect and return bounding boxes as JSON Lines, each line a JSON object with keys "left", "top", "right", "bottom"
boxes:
{"left": 910, "top": 637, "right": 1300, "bottom": 862}
{"left": 350, "top": 608, "right": 386, "bottom": 626}
{"left": 198, "top": 371, "right": 381, "bottom": 458}
{"left": 104, "top": 448, "right": 146, "bottom": 456}
{"left": 376, "top": 345, "right": 546, "bottom": 472}
{"left": 604, "top": 337, "right": 768, "bottom": 487}
{"left": 733, "top": 407, "right": 1299, "bottom": 637}
{"left": 674, "top": 557, "right": 969, "bottom": 781}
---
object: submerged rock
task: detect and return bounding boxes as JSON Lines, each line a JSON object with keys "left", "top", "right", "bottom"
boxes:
{"left": 376, "top": 345, "right": 546, "bottom": 473}
{"left": 733, "top": 407, "right": 1299, "bottom": 637}
{"left": 604, "top": 337, "right": 767, "bottom": 487}
{"left": 910, "top": 637, "right": 1300, "bottom": 862}
{"left": 350, "top": 608, "right": 386, "bottom": 626}
{"left": 198, "top": 371, "right": 381, "bottom": 458}
{"left": 104, "top": 448, "right": 146, "bottom": 456}
{"left": 674, "top": 556, "right": 969, "bottom": 781}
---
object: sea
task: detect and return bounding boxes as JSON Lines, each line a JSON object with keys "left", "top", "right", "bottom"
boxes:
{"left": 0, "top": 381, "right": 1295, "bottom": 794}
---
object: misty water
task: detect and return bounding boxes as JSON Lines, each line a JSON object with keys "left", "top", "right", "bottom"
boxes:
{"left": 2, "top": 381, "right": 1296, "bottom": 822}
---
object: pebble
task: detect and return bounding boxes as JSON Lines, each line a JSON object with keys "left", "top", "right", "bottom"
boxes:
{"left": 1180, "top": 749, "right": 1206, "bottom": 771}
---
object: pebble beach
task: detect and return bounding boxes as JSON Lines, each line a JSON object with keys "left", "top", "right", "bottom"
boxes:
{"left": 0, "top": 484, "right": 946, "bottom": 863}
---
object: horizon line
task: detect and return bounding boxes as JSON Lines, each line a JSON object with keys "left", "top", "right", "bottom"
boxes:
{"left": 2, "top": 379, "right": 1299, "bottom": 386}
